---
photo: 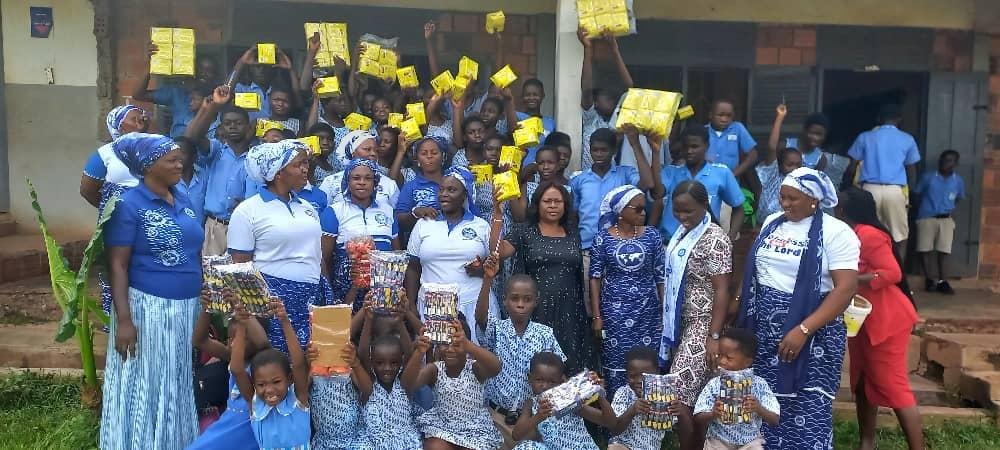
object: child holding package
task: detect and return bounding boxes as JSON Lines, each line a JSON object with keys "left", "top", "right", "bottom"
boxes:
{"left": 353, "top": 330, "right": 423, "bottom": 449}
{"left": 511, "top": 352, "right": 616, "bottom": 449}
{"left": 606, "top": 346, "right": 665, "bottom": 450}
{"left": 402, "top": 316, "right": 504, "bottom": 450}
{"left": 476, "top": 256, "right": 566, "bottom": 448}
{"left": 230, "top": 301, "right": 311, "bottom": 449}
{"left": 694, "top": 328, "right": 779, "bottom": 450}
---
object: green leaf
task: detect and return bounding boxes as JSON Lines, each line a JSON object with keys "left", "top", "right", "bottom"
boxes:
{"left": 27, "top": 180, "right": 79, "bottom": 340}
{"left": 83, "top": 295, "right": 109, "bottom": 326}
{"left": 74, "top": 193, "right": 118, "bottom": 295}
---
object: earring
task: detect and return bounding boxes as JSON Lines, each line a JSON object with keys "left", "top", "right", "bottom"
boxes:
{"left": 810, "top": 204, "right": 816, "bottom": 209}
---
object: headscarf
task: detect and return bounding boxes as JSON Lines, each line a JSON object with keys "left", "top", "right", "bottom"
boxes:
{"left": 106, "top": 105, "right": 144, "bottom": 140}
{"left": 340, "top": 158, "right": 382, "bottom": 197}
{"left": 336, "top": 130, "right": 376, "bottom": 167}
{"left": 443, "top": 166, "right": 479, "bottom": 217}
{"left": 598, "top": 185, "right": 644, "bottom": 230}
{"left": 737, "top": 166, "right": 832, "bottom": 395}
{"left": 111, "top": 132, "right": 177, "bottom": 178}
{"left": 781, "top": 167, "right": 839, "bottom": 209}
{"left": 244, "top": 140, "right": 308, "bottom": 184}
{"left": 408, "top": 136, "right": 449, "bottom": 171}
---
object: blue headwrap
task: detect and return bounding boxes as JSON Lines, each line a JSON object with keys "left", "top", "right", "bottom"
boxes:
{"left": 245, "top": 140, "right": 308, "bottom": 184}
{"left": 112, "top": 132, "right": 177, "bottom": 178}
{"left": 341, "top": 158, "right": 382, "bottom": 196}
{"left": 106, "top": 105, "right": 144, "bottom": 140}
{"left": 598, "top": 185, "right": 644, "bottom": 230}
{"left": 336, "top": 130, "right": 376, "bottom": 167}
{"left": 409, "top": 136, "right": 449, "bottom": 161}
{"left": 443, "top": 166, "right": 479, "bottom": 217}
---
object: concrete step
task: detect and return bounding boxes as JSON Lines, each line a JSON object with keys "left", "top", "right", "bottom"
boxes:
{"left": 832, "top": 401, "right": 993, "bottom": 427}
{"left": 958, "top": 371, "right": 1000, "bottom": 412}
{"left": 0, "top": 233, "right": 91, "bottom": 284}
{"left": 837, "top": 372, "right": 962, "bottom": 408}
{"left": 923, "top": 332, "right": 1000, "bottom": 376}
{"left": 0, "top": 323, "right": 107, "bottom": 369}
{"left": 0, "top": 213, "right": 16, "bottom": 238}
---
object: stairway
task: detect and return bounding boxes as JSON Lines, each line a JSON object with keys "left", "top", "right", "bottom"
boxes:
{"left": 922, "top": 329, "right": 1000, "bottom": 415}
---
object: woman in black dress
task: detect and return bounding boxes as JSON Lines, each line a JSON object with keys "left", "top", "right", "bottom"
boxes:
{"left": 495, "top": 181, "right": 595, "bottom": 373}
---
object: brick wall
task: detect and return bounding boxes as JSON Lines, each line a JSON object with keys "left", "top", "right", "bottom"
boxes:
{"left": 433, "top": 11, "right": 538, "bottom": 90}
{"left": 755, "top": 25, "right": 817, "bottom": 66}
{"left": 978, "top": 36, "right": 1000, "bottom": 285}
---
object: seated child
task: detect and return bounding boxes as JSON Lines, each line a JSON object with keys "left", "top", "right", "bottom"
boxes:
{"left": 511, "top": 352, "right": 615, "bottom": 449}
{"left": 694, "top": 328, "right": 779, "bottom": 450}
{"left": 230, "top": 301, "right": 311, "bottom": 450}
{"left": 607, "top": 346, "right": 665, "bottom": 450}
{"left": 354, "top": 333, "right": 423, "bottom": 450}
{"left": 402, "top": 315, "right": 504, "bottom": 450}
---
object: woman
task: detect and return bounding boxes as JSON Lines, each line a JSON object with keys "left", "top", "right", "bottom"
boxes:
{"left": 318, "top": 130, "right": 400, "bottom": 208}
{"left": 102, "top": 132, "right": 204, "bottom": 449}
{"left": 395, "top": 137, "right": 447, "bottom": 233}
{"left": 227, "top": 140, "right": 322, "bottom": 353}
{"left": 320, "top": 158, "right": 401, "bottom": 308}
{"left": 736, "top": 167, "right": 859, "bottom": 449}
{"left": 405, "top": 166, "right": 496, "bottom": 343}
{"left": 657, "top": 180, "right": 733, "bottom": 450}
{"left": 590, "top": 185, "right": 665, "bottom": 392}
{"left": 494, "top": 182, "right": 595, "bottom": 373}
{"left": 509, "top": 145, "right": 569, "bottom": 223}
{"left": 81, "top": 105, "right": 148, "bottom": 208}
{"left": 837, "top": 187, "right": 923, "bottom": 450}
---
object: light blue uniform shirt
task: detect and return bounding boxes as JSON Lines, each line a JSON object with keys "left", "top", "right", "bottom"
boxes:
{"left": 200, "top": 139, "right": 257, "bottom": 221}
{"left": 658, "top": 163, "right": 745, "bottom": 239}
{"left": 151, "top": 84, "right": 195, "bottom": 138}
{"left": 784, "top": 137, "right": 823, "bottom": 168}
{"left": 176, "top": 169, "right": 208, "bottom": 225}
{"left": 847, "top": 125, "right": 920, "bottom": 185}
{"left": 706, "top": 122, "right": 756, "bottom": 172}
{"left": 914, "top": 170, "right": 965, "bottom": 219}
{"left": 569, "top": 164, "right": 640, "bottom": 249}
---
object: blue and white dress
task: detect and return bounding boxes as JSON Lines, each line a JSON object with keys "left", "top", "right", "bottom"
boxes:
{"left": 319, "top": 198, "right": 397, "bottom": 309}
{"left": 417, "top": 361, "right": 503, "bottom": 450}
{"left": 514, "top": 398, "right": 599, "bottom": 450}
{"left": 310, "top": 375, "right": 364, "bottom": 450}
{"left": 609, "top": 386, "right": 665, "bottom": 450}
{"left": 250, "top": 386, "right": 311, "bottom": 450}
{"left": 187, "top": 371, "right": 257, "bottom": 450}
{"left": 480, "top": 318, "right": 566, "bottom": 415}
{"left": 363, "top": 379, "right": 422, "bottom": 450}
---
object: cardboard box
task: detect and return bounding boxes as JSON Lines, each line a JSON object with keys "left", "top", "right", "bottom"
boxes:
{"left": 257, "top": 43, "right": 276, "bottom": 65}
{"left": 316, "top": 76, "right": 341, "bottom": 97}
{"left": 311, "top": 305, "right": 353, "bottom": 376}
{"left": 490, "top": 65, "right": 518, "bottom": 89}
{"left": 486, "top": 11, "right": 506, "bottom": 34}
{"left": 234, "top": 93, "right": 261, "bottom": 111}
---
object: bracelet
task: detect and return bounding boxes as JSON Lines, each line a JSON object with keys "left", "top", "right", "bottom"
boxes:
{"left": 799, "top": 323, "right": 810, "bottom": 336}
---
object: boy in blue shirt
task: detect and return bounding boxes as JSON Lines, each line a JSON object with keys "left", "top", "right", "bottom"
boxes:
{"left": 706, "top": 99, "right": 758, "bottom": 178}
{"left": 913, "top": 150, "right": 964, "bottom": 295}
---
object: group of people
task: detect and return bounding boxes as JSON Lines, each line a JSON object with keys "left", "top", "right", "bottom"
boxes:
{"left": 80, "top": 19, "right": 966, "bottom": 450}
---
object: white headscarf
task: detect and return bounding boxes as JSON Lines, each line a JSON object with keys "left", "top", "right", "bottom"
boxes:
{"left": 781, "top": 167, "right": 839, "bottom": 209}
{"left": 336, "top": 130, "right": 377, "bottom": 167}
{"left": 598, "top": 185, "right": 644, "bottom": 229}
{"left": 245, "top": 141, "right": 308, "bottom": 184}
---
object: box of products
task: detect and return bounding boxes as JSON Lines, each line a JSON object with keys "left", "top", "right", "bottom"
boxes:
{"left": 257, "top": 43, "right": 276, "bottom": 65}
{"left": 305, "top": 22, "right": 350, "bottom": 68}
{"left": 499, "top": 145, "right": 525, "bottom": 173}
{"left": 470, "top": 164, "right": 493, "bottom": 185}
{"left": 513, "top": 128, "right": 540, "bottom": 148}
{"left": 344, "top": 112, "right": 373, "bottom": 131}
{"left": 452, "top": 75, "right": 471, "bottom": 99}
{"left": 316, "top": 76, "right": 341, "bottom": 97}
{"left": 430, "top": 70, "right": 455, "bottom": 96}
{"left": 255, "top": 119, "right": 285, "bottom": 138}
{"left": 641, "top": 373, "right": 679, "bottom": 430}
{"left": 719, "top": 368, "right": 754, "bottom": 425}
{"left": 490, "top": 65, "right": 518, "bottom": 89}
{"left": 201, "top": 254, "right": 233, "bottom": 314}
{"left": 214, "top": 262, "right": 274, "bottom": 316}
{"left": 458, "top": 56, "right": 479, "bottom": 81}
{"left": 405, "top": 103, "right": 427, "bottom": 126}
{"left": 400, "top": 118, "right": 423, "bottom": 141}
{"left": 396, "top": 66, "right": 419, "bottom": 89}
{"left": 387, "top": 113, "right": 404, "bottom": 129}
{"left": 368, "top": 285, "right": 403, "bottom": 314}
{"left": 369, "top": 250, "right": 409, "bottom": 288}
{"left": 296, "top": 135, "right": 322, "bottom": 156}
{"left": 234, "top": 93, "right": 262, "bottom": 111}
{"left": 517, "top": 117, "right": 544, "bottom": 136}
{"left": 677, "top": 105, "right": 695, "bottom": 120}
{"left": 576, "top": 0, "right": 635, "bottom": 38}
{"left": 311, "top": 304, "right": 353, "bottom": 376}
{"left": 614, "top": 88, "right": 683, "bottom": 137}
{"left": 492, "top": 170, "right": 521, "bottom": 202}
{"left": 149, "top": 27, "right": 196, "bottom": 76}
{"left": 357, "top": 41, "right": 397, "bottom": 80}
{"left": 541, "top": 370, "right": 604, "bottom": 417}
{"left": 422, "top": 283, "right": 459, "bottom": 344}
{"left": 486, "top": 10, "right": 506, "bottom": 34}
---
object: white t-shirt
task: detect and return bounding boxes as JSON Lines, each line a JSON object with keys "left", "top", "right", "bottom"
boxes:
{"left": 407, "top": 213, "right": 497, "bottom": 343}
{"left": 227, "top": 192, "right": 323, "bottom": 283}
{"left": 98, "top": 143, "right": 140, "bottom": 187}
{"left": 754, "top": 212, "right": 859, "bottom": 294}
{"left": 318, "top": 170, "right": 400, "bottom": 209}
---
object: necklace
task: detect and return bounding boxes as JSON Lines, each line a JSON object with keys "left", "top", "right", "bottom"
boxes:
{"left": 615, "top": 224, "right": 640, "bottom": 240}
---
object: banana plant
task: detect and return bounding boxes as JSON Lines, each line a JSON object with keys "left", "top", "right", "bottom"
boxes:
{"left": 27, "top": 180, "right": 114, "bottom": 396}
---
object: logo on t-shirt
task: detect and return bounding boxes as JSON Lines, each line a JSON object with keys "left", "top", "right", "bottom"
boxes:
{"left": 414, "top": 188, "right": 436, "bottom": 207}
{"left": 461, "top": 227, "right": 478, "bottom": 240}
{"left": 613, "top": 241, "right": 645, "bottom": 271}
{"left": 303, "top": 208, "right": 316, "bottom": 219}
{"left": 183, "top": 208, "right": 196, "bottom": 218}
{"left": 374, "top": 211, "right": 389, "bottom": 226}
{"left": 727, "top": 134, "right": 738, "bottom": 141}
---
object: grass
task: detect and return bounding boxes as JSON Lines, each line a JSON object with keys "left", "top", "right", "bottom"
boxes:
{"left": 1, "top": 372, "right": 999, "bottom": 449}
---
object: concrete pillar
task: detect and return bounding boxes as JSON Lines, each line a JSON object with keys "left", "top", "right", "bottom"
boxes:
{"left": 553, "top": 0, "right": 583, "bottom": 171}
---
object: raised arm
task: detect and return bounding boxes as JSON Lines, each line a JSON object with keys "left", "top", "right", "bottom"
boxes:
{"left": 623, "top": 126, "right": 654, "bottom": 190}
{"left": 606, "top": 33, "right": 634, "bottom": 89}
{"left": 229, "top": 319, "right": 254, "bottom": 403}
{"left": 388, "top": 134, "right": 410, "bottom": 187}
{"left": 647, "top": 134, "right": 665, "bottom": 226}
{"left": 579, "top": 29, "right": 595, "bottom": 110}
{"left": 424, "top": 21, "right": 440, "bottom": 76}
{"left": 766, "top": 104, "right": 787, "bottom": 165}
{"left": 475, "top": 253, "right": 499, "bottom": 328}
{"left": 276, "top": 50, "right": 303, "bottom": 113}
{"left": 458, "top": 322, "right": 502, "bottom": 381}
{"left": 401, "top": 334, "right": 437, "bottom": 395}
{"left": 452, "top": 96, "right": 467, "bottom": 149}
{"left": 300, "top": 33, "right": 321, "bottom": 94}
{"left": 132, "top": 44, "right": 159, "bottom": 103}
{"left": 185, "top": 86, "right": 231, "bottom": 148}
{"left": 272, "top": 300, "right": 310, "bottom": 405}
{"left": 344, "top": 342, "right": 375, "bottom": 403}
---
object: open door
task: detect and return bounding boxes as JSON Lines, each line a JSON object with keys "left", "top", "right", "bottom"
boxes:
{"left": 924, "top": 72, "right": 987, "bottom": 278}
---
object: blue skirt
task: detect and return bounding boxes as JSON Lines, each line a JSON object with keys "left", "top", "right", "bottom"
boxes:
{"left": 186, "top": 373, "right": 257, "bottom": 450}
{"left": 261, "top": 274, "right": 319, "bottom": 354}
{"left": 751, "top": 284, "right": 845, "bottom": 450}
{"left": 100, "top": 288, "right": 199, "bottom": 450}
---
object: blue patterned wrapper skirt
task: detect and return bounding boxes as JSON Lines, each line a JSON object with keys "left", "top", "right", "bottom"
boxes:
{"left": 750, "top": 284, "right": 845, "bottom": 450}
{"left": 261, "top": 273, "right": 319, "bottom": 354}
{"left": 100, "top": 288, "right": 199, "bottom": 450}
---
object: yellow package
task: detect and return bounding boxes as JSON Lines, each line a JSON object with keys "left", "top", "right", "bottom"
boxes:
{"left": 172, "top": 54, "right": 195, "bottom": 76}
{"left": 326, "top": 22, "right": 347, "bottom": 39}
{"left": 172, "top": 28, "right": 195, "bottom": 45}
{"left": 257, "top": 43, "right": 276, "bottom": 65}
{"left": 486, "top": 11, "right": 506, "bottom": 34}
{"left": 677, "top": 105, "right": 695, "bottom": 120}
{"left": 406, "top": 103, "right": 427, "bottom": 126}
{"left": 649, "top": 112, "right": 675, "bottom": 137}
{"left": 256, "top": 119, "right": 285, "bottom": 138}
{"left": 452, "top": 75, "right": 471, "bottom": 99}
{"left": 387, "top": 113, "right": 404, "bottom": 129}
{"left": 379, "top": 49, "right": 398, "bottom": 69}
{"left": 615, "top": 108, "right": 641, "bottom": 129}
{"left": 297, "top": 135, "right": 322, "bottom": 156}
{"left": 500, "top": 146, "right": 525, "bottom": 173}
{"left": 396, "top": 66, "right": 419, "bottom": 89}
{"left": 470, "top": 164, "right": 494, "bottom": 185}
{"left": 314, "top": 51, "right": 335, "bottom": 68}
{"left": 430, "top": 70, "right": 455, "bottom": 96}
{"left": 518, "top": 117, "right": 544, "bottom": 136}
{"left": 304, "top": 23, "right": 325, "bottom": 49}
{"left": 150, "top": 27, "right": 173, "bottom": 44}
{"left": 458, "top": 56, "right": 479, "bottom": 81}
{"left": 605, "top": 12, "right": 631, "bottom": 36}
{"left": 490, "top": 65, "right": 518, "bottom": 89}
{"left": 234, "top": 93, "right": 261, "bottom": 111}
{"left": 150, "top": 55, "right": 174, "bottom": 76}
{"left": 359, "top": 58, "right": 382, "bottom": 78}
{"left": 622, "top": 88, "right": 644, "bottom": 109}
{"left": 577, "top": 0, "right": 595, "bottom": 17}
{"left": 513, "top": 128, "right": 540, "bottom": 148}
{"left": 493, "top": 171, "right": 521, "bottom": 201}
{"left": 344, "top": 113, "right": 373, "bottom": 131}
{"left": 379, "top": 64, "right": 396, "bottom": 82}
{"left": 579, "top": 17, "right": 601, "bottom": 38}
{"left": 400, "top": 118, "right": 423, "bottom": 141}
{"left": 325, "top": 24, "right": 350, "bottom": 63}
{"left": 316, "top": 76, "right": 341, "bottom": 97}
{"left": 360, "top": 42, "right": 381, "bottom": 59}
{"left": 593, "top": 0, "right": 615, "bottom": 15}
{"left": 653, "top": 91, "right": 683, "bottom": 113}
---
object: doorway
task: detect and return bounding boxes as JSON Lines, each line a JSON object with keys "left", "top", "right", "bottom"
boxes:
{"left": 821, "top": 70, "right": 927, "bottom": 156}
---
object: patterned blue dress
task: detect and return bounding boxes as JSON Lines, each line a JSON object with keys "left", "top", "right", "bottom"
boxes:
{"left": 417, "top": 360, "right": 503, "bottom": 450}
{"left": 261, "top": 274, "right": 321, "bottom": 354}
{"left": 186, "top": 371, "right": 257, "bottom": 450}
{"left": 512, "top": 398, "right": 600, "bottom": 450}
{"left": 310, "top": 375, "right": 364, "bottom": 450}
{"left": 589, "top": 226, "right": 666, "bottom": 392}
{"left": 250, "top": 385, "right": 311, "bottom": 450}
{"left": 363, "top": 378, "right": 422, "bottom": 450}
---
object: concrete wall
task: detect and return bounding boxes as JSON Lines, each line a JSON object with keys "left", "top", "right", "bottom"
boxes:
{"left": 2, "top": 0, "right": 99, "bottom": 234}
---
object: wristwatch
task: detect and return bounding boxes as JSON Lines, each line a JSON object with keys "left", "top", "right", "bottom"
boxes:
{"left": 711, "top": 332, "right": 721, "bottom": 340}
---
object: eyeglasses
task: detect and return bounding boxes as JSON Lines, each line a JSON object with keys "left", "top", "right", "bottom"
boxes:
{"left": 623, "top": 205, "right": 644, "bottom": 211}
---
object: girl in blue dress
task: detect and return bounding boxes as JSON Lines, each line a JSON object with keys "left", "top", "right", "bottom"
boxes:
{"left": 352, "top": 333, "right": 423, "bottom": 450}
{"left": 309, "top": 341, "right": 365, "bottom": 450}
{"left": 231, "top": 301, "right": 311, "bottom": 450}
{"left": 589, "top": 185, "right": 666, "bottom": 392}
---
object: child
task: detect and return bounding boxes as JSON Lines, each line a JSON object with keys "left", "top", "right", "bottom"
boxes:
{"left": 517, "top": 78, "right": 556, "bottom": 165}
{"left": 542, "top": 131, "right": 574, "bottom": 179}
{"left": 353, "top": 334, "right": 423, "bottom": 450}
{"left": 914, "top": 150, "right": 964, "bottom": 295}
{"left": 476, "top": 259, "right": 565, "bottom": 448}
{"left": 694, "top": 328, "right": 779, "bottom": 450}
{"left": 607, "top": 346, "right": 664, "bottom": 450}
{"left": 769, "top": 103, "right": 829, "bottom": 171}
{"left": 402, "top": 317, "right": 504, "bottom": 450}
{"left": 511, "top": 352, "right": 616, "bottom": 449}
{"left": 230, "top": 301, "right": 312, "bottom": 449}
{"left": 266, "top": 87, "right": 301, "bottom": 136}
{"left": 309, "top": 342, "right": 365, "bottom": 449}
{"left": 705, "top": 99, "right": 757, "bottom": 178}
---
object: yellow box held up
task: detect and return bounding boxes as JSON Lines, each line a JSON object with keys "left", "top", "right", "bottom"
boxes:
{"left": 316, "top": 77, "right": 341, "bottom": 97}
{"left": 379, "top": 49, "right": 398, "bottom": 68}
{"left": 149, "top": 27, "right": 196, "bottom": 76}
{"left": 458, "top": 56, "right": 479, "bottom": 81}
{"left": 172, "top": 28, "right": 195, "bottom": 44}
{"left": 400, "top": 118, "right": 423, "bottom": 141}
{"left": 406, "top": 103, "right": 427, "bottom": 126}
{"left": 615, "top": 88, "right": 682, "bottom": 137}
{"left": 150, "top": 27, "right": 173, "bottom": 44}
{"left": 396, "top": 66, "right": 419, "bottom": 89}
{"left": 235, "top": 93, "right": 262, "bottom": 111}
{"left": 358, "top": 58, "right": 383, "bottom": 78}
{"left": 493, "top": 170, "right": 521, "bottom": 202}
{"left": 344, "top": 113, "right": 373, "bottom": 131}
{"left": 314, "top": 52, "right": 334, "bottom": 68}
{"left": 513, "top": 128, "right": 540, "bottom": 148}
{"left": 257, "top": 43, "right": 276, "bottom": 65}
{"left": 430, "top": 70, "right": 455, "bottom": 96}
{"left": 297, "top": 135, "right": 322, "bottom": 155}
{"left": 387, "top": 113, "right": 404, "bottom": 129}
{"left": 517, "top": 117, "right": 544, "bottom": 136}
{"left": 150, "top": 55, "right": 174, "bottom": 76}
{"left": 490, "top": 65, "right": 518, "bottom": 89}
{"left": 470, "top": 164, "right": 493, "bottom": 185}
{"left": 304, "top": 23, "right": 326, "bottom": 50}
{"left": 677, "top": 105, "right": 695, "bottom": 120}
{"left": 486, "top": 11, "right": 505, "bottom": 34}
{"left": 172, "top": 54, "right": 195, "bottom": 76}
{"left": 452, "top": 75, "right": 471, "bottom": 99}
{"left": 256, "top": 119, "right": 285, "bottom": 138}
{"left": 500, "top": 146, "right": 525, "bottom": 173}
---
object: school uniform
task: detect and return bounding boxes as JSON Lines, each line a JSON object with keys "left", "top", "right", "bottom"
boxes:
{"left": 227, "top": 187, "right": 323, "bottom": 354}
{"left": 847, "top": 125, "right": 921, "bottom": 242}
{"left": 297, "top": 183, "right": 328, "bottom": 215}
{"left": 694, "top": 373, "right": 780, "bottom": 450}
{"left": 320, "top": 197, "right": 398, "bottom": 307}
{"left": 101, "top": 183, "right": 204, "bottom": 450}
{"left": 914, "top": 170, "right": 965, "bottom": 254}
{"left": 151, "top": 83, "right": 196, "bottom": 138}
{"left": 394, "top": 174, "right": 441, "bottom": 215}
{"left": 609, "top": 386, "right": 665, "bottom": 450}
{"left": 318, "top": 170, "right": 400, "bottom": 209}
{"left": 199, "top": 139, "right": 257, "bottom": 255}
{"left": 658, "top": 162, "right": 745, "bottom": 239}
{"left": 234, "top": 82, "right": 272, "bottom": 123}
{"left": 250, "top": 386, "right": 311, "bottom": 450}
{"left": 706, "top": 122, "right": 756, "bottom": 172}
{"left": 581, "top": 106, "right": 612, "bottom": 170}
{"left": 516, "top": 111, "right": 555, "bottom": 166}
{"left": 176, "top": 170, "right": 208, "bottom": 225}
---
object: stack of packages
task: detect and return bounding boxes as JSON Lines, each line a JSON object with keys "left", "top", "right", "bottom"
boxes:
{"left": 576, "top": 0, "right": 636, "bottom": 38}
{"left": 358, "top": 35, "right": 399, "bottom": 82}
{"left": 201, "top": 255, "right": 233, "bottom": 314}
{"left": 304, "top": 22, "right": 350, "bottom": 68}
{"left": 615, "top": 88, "right": 684, "bottom": 137}
{"left": 641, "top": 373, "right": 679, "bottom": 430}
{"left": 423, "top": 283, "right": 459, "bottom": 344}
{"left": 541, "top": 370, "right": 605, "bottom": 417}
{"left": 211, "top": 262, "right": 275, "bottom": 316}
{"left": 346, "top": 236, "right": 376, "bottom": 288}
{"left": 368, "top": 250, "right": 409, "bottom": 313}
{"left": 493, "top": 146, "right": 522, "bottom": 202}
{"left": 718, "top": 369, "right": 753, "bottom": 424}
{"left": 400, "top": 103, "right": 425, "bottom": 141}
{"left": 514, "top": 116, "right": 544, "bottom": 148}
{"left": 149, "top": 27, "right": 195, "bottom": 76}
